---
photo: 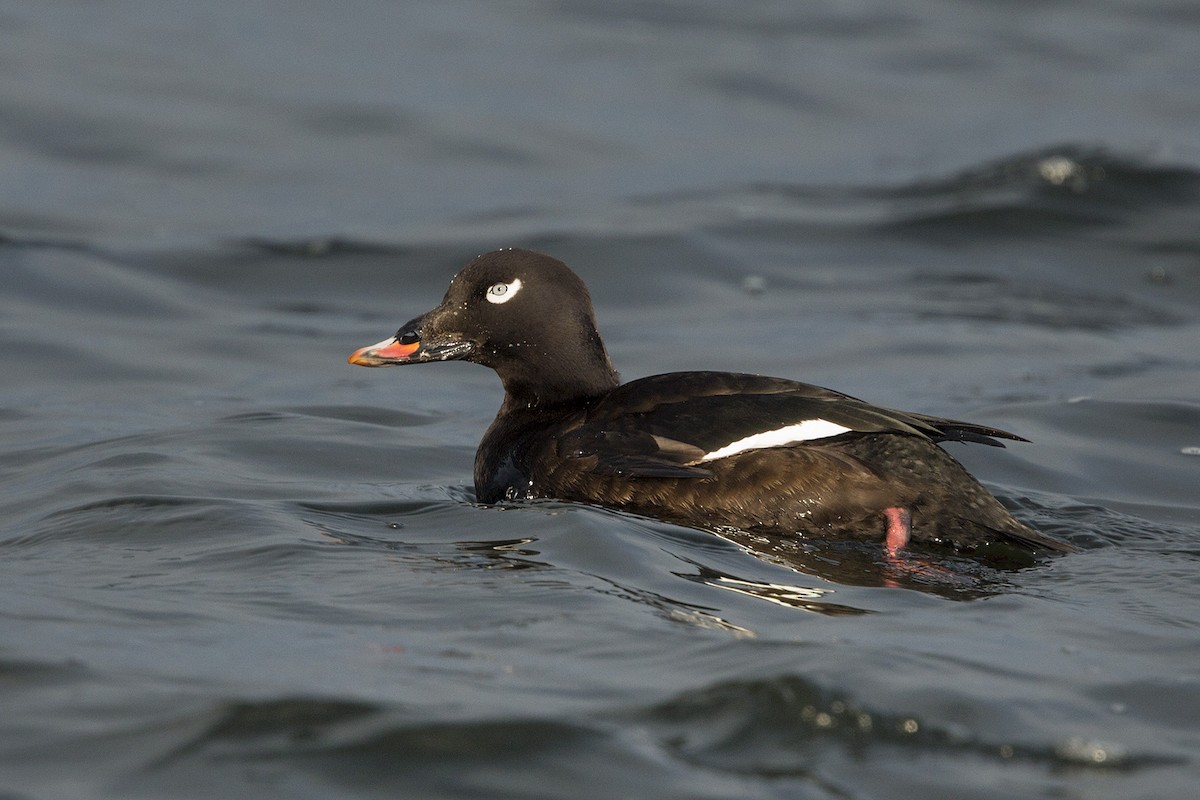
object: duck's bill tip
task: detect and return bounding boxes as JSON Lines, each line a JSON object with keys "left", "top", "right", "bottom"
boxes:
{"left": 347, "top": 337, "right": 420, "bottom": 367}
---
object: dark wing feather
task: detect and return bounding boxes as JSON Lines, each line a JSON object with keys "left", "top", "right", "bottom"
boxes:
{"left": 905, "top": 412, "right": 1028, "bottom": 447}
{"left": 560, "top": 372, "right": 1027, "bottom": 478}
{"left": 556, "top": 428, "right": 712, "bottom": 477}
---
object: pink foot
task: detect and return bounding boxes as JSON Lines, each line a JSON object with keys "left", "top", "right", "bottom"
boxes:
{"left": 879, "top": 508, "right": 979, "bottom": 589}
{"left": 884, "top": 506, "right": 912, "bottom": 556}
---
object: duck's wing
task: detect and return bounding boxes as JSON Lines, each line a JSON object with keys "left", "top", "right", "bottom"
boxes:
{"left": 558, "top": 371, "right": 1025, "bottom": 478}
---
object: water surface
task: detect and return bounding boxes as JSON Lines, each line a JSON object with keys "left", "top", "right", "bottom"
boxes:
{"left": 3, "top": 3, "right": 1199, "bottom": 798}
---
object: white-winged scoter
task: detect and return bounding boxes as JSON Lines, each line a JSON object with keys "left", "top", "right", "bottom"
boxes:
{"left": 349, "top": 248, "right": 1075, "bottom": 555}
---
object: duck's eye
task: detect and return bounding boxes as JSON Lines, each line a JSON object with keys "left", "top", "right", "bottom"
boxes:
{"left": 485, "top": 278, "right": 522, "bottom": 305}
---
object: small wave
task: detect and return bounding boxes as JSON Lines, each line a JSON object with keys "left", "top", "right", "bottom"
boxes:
{"left": 221, "top": 405, "right": 438, "bottom": 429}
{"left": 4, "top": 494, "right": 270, "bottom": 552}
{"left": 621, "top": 674, "right": 1180, "bottom": 777}
{"left": 876, "top": 145, "right": 1200, "bottom": 232}
{"left": 618, "top": 145, "right": 1200, "bottom": 243}
{"left": 133, "top": 699, "right": 624, "bottom": 798}
{"left": 239, "top": 236, "right": 405, "bottom": 258}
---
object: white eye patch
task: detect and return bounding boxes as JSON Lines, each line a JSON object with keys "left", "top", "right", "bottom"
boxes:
{"left": 485, "top": 278, "right": 523, "bottom": 305}
{"left": 699, "top": 419, "right": 852, "bottom": 462}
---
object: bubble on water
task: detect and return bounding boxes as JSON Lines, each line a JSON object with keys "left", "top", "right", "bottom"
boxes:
{"left": 742, "top": 275, "right": 767, "bottom": 295}
{"left": 1145, "top": 265, "right": 1172, "bottom": 285}
{"left": 1054, "top": 736, "right": 1129, "bottom": 766}
{"left": 1037, "top": 156, "right": 1097, "bottom": 192}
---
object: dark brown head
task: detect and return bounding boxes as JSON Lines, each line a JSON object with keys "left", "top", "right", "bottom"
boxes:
{"left": 349, "top": 249, "right": 620, "bottom": 407}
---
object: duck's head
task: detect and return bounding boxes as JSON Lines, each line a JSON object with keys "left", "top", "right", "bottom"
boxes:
{"left": 349, "top": 248, "right": 620, "bottom": 406}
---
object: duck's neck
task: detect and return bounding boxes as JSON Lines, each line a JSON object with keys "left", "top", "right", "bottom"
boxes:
{"left": 497, "top": 363, "right": 619, "bottom": 411}
{"left": 493, "top": 338, "right": 620, "bottom": 412}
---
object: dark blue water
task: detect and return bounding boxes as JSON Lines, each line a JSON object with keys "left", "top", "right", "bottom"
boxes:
{"left": 3, "top": 3, "right": 1199, "bottom": 798}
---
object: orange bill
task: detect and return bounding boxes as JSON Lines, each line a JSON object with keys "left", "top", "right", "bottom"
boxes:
{"left": 347, "top": 337, "right": 420, "bottom": 366}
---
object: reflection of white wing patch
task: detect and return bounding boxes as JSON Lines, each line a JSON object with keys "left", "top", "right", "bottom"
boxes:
{"left": 699, "top": 419, "right": 852, "bottom": 462}
{"left": 486, "top": 278, "right": 523, "bottom": 305}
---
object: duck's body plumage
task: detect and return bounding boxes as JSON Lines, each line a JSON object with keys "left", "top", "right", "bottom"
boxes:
{"left": 349, "top": 249, "right": 1075, "bottom": 556}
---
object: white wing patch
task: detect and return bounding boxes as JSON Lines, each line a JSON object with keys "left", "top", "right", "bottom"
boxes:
{"left": 699, "top": 419, "right": 852, "bottom": 462}
{"left": 486, "top": 278, "right": 523, "bottom": 304}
